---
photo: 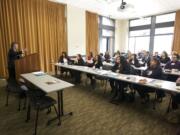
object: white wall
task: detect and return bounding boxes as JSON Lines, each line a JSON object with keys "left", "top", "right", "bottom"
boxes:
{"left": 115, "top": 19, "right": 129, "bottom": 53}
{"left": 67, "top": 5, "right": 129, "bottom": 55}
{"left": 67, "top": 5, "right": 86, "bottom": 56}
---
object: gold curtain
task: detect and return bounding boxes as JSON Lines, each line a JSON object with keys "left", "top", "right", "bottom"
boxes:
{"left": 86, "top": 11, "right": 99, "bottom": 56}
{"left": 172, "top": 10, "right": 180, "bottom": 53}
{"left": 0, "top": 0, "right": 67, "bottom": 78}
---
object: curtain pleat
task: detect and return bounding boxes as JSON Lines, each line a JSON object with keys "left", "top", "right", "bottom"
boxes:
{"left": 172, "top": 10, "right": 180, "bottom": 53}
{"left": 0, "top": 0, "right": 67, "bottom": 78}
{"left": 86, "top": 11, "right": 99, "bottom": 56}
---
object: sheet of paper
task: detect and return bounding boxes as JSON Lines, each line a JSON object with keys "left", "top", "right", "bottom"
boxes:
{"left": 33, "top": 71, "right": 45, "bottom": 76}
{"left": 148, "top": 80, "right": 162, "bottom": 87}
{"left": 45, "top": 80, "right": 60, "bottom": 85}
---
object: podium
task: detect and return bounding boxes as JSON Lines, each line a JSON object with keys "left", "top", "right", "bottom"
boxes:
{"left": 15, "top": 53, "right": 41, "bottom": 80}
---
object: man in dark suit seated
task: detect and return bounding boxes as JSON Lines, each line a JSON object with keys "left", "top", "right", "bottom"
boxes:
{"left": 164, "top": 53, "right": 180, "bottom": 82}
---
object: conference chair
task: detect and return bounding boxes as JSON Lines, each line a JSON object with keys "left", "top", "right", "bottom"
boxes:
{"left": 26, "top": 89, "right": 58, "bottom": 135}
{"left": 5, "top": 79, "right": 27, "bottom": 111}
{"left": 94, "top": 75, "right": 108, "bottom": 93}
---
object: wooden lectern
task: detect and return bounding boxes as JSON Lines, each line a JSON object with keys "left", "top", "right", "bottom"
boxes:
{"left": 15, "top": 53, "right": 41, "bottom": 80}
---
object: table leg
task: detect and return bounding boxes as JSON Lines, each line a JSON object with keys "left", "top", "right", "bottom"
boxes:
{"left": 47, "top": 90, "right": 72, "bottom": 126}
{"left": 103, "top": 78, "right": 108, "bottom": 94}
{"left": 153, "top": 90, "right": 157, "bottom": 110}
{"left": 57, "top": 91, "right": 61, "bottom": 125}
{"left": 55, "top": 65, "right": 58, "bottom": 76}
{"left": 60, "top": 90, "right": 64, "bottom": 116}
{"left": 47, "top": 91, "right": 61, "bottom": 126}
{"left": 60, "top": 90, "right": 73, "bottom": 117}
{"left": 166, "top": 95, "right": 172, "bottom": 113}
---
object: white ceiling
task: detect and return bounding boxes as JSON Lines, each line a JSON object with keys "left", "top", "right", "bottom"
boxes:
{"left": 50, "top": 0, "right": 180, "bottom": 19}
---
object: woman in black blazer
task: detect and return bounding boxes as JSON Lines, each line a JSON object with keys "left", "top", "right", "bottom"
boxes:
{"left": 73, "top": 54, "right": 85, "bottom": 84}
{"left": 109, "top": 56, "right": 121, "bottom": 95}
{"left": 58, "top": 52, "right": 70, "bottom": 63}
{"left": 134, "top": 58, "right": 164, "bottom": 103}
{"left": 74, "top": 54, "right": 85, "bottom": 66}
{"left": 58, "top": 52, "right": 70, "bottom": 75}
{"left": 128, "top": 54, "right": 141, "bottom": 67}
{"left": 87, "top": 55, "right": 103, "bottom": 89}
{"left": 93, "top": 55, "right": 103, "bottom": 69}
{"left": 111, "top": 56, "right": 132, "bottom": 103}
{"left": 104, "top": 51, "right": 111, "bottom": 62}
{"left": 7, "top": 42, "right": 24, "bottom": 80}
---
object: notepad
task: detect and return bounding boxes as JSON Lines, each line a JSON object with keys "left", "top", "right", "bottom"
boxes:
{"left": 109, "top": 72, "right": 118, "bottom": 76}
{"left": 148, "top": 79, "right": 156, "bottom": 84}
{"left": 84, "top": 67, "right": 88, "bottom": 69}
{"left": 148, "top": 80, "right": 162, "bottom": 87}
{"left": 96, "top": 70, "right": 109, "bottom": 75}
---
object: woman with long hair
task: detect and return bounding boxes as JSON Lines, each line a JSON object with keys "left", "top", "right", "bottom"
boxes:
{"left": 87, "top": 55, "right": 103, "bottom": 89}
{"left": 110, "top": 56, "right": 132, "bottom": 103}
{"left": 58, "top": 51, "right": 70, "bottom": 75}
{"left": 134, "top": 58, "right": 164, "bottom": 103}
{"left": 73, "top": 54, "right": 85, "bottom": 84}
{"left": 160, "top": 51, "right": 170, "bottom": 64}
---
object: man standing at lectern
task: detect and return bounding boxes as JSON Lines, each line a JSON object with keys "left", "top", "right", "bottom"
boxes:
{"left": 7, "top": 42, "right": 26, "bottom": 81}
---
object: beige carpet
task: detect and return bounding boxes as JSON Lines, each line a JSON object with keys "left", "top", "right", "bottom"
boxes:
{"left": 0, "top": 77, "right": 179, "bottom": 135}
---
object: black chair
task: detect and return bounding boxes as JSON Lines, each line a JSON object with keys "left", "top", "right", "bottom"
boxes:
{"left": 152, "top": 74, "right": 166, "bottom": 109}
{"left": 5, "top": 79, "right": 27, "bottom": 111}
{"left": 95, "top": 75, "right": 108, "bottom": 93}
{"left": 26, "top": 89, "right": 58, "bottom": 135}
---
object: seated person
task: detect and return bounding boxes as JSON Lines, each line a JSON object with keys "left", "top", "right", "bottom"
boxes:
{"left": 116, "top": 50, "right": 121, "bottom": 56}
{"left": 160, "top": 51, "right": 170, "bottom": 64}
{"left": 87, "top": 52, "right": 93, "bottom": 60}
{"left": 134, "top": 58, "right": 165, "bottom": 103}
{"left": 137, "top": 50, "right": 145, "bottom": 59}
{"left": 93, "top": 55, "right": 103, "bottom": 69}
{"left": 87, "top": 55, "right": 103, "bottom": 89}
{"left": 165, "top": 53, "right": 180, "bottom": 70}
{"left": 113, "top": 50, "right": 121, "bottom": 57}
{"left": 153, "top": 52, "right": 160, "bottom": 60}
{"left": 58, "top": 52, "right": 69, "bottom": 63}
{"left": 86, "top": 52, "right": 94, "bottom": 67}
{"left": 99, "top": 53, "right": 104, "bottom": 61}
{"left": 104, "top": 51, "right": 111, "bottom": 62}
{"left": 171, "top": 51, "right": 180, "bottom": 60}
{"left": 74, "top": 54, "right": 85, "bottom": 65}
{"left": 58, "top": 51, "right": 70, "bottom": 75}
{"left": 109, "top": 56, "right": 121, "bottom": 94}
{"left": 111, "top": 56, "right": 132, "bottom": 103}
{"left": 126, "top": 50, "right": 132, "bottom": 60}
{"left": 128, "top": 54, "right": 140, "bottom": 67}
{"left": 72, "top": 54, "right": 85, "bottom": 84}
{"left": 171, "top": 77, "right": 180, "bottom": 110}
{"left": 112, "top": 51, "right": 121, "bottom": 62}
{"left": 141, "top": 51, "right": 151, "bottom": 67}
{"left": 164, "top": 53, "right": 180, "bottom": 81}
